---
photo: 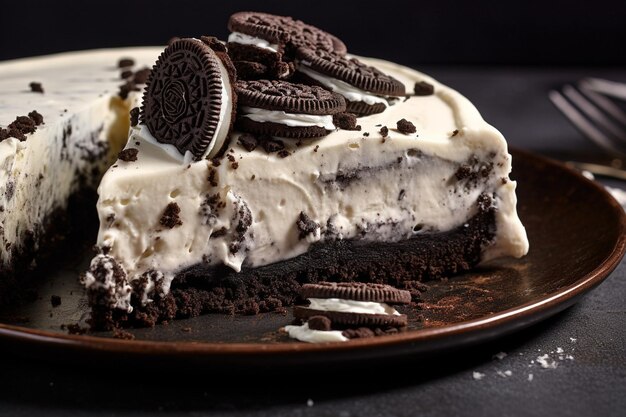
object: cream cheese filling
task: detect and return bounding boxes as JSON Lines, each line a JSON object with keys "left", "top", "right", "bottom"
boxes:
{"left": 227, "top": 32, "right": 279, "bottom": 53}
{"left": 298, "top": 63, "right": 390, "bottom": 106}
{"left": 240, "top": 106, "right": 335, "bottom": 130}
{"left": 308, "top": 298, "right": 400, "bottom": 315}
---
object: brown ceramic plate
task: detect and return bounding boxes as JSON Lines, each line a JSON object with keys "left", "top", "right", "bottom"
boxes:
{"left": 0, "top": 148, "right": 625, "bottom": 370}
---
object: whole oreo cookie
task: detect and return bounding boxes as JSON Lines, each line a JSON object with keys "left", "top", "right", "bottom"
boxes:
{"left": 141, "top": 38, "right": 236, "bottom": 160}
{"left": 236, "top": 79, "right": 346, "bottom": 138}
{"left": 228, "top": 11, "right": 346, "bottom": 54}
{"left": 294, "top": 307, "right": 408, "bottom": 328}
{"left": 227, "top": 12, "right": 347, "bottom": 80}
{"left": 301, "top": 282, "right": 412, "bottom": 304}
{"left": 293, "top": 281, "right": 410, "bottom": 329}
{"left": 296, "top": 48, "right": 406, "bottom": 116}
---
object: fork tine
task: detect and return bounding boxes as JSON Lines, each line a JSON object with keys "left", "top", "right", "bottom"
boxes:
{"left": 562, "top": 85, "right": 626, "bottom": 142}
{"left": 549, "top": 89, "right": 626, "bottom": 157}
{"left": 584, "top": 77, "right": 626, "bottom": 101}
{"left": 579, "top": 80, "right": 626, "bottom": 128}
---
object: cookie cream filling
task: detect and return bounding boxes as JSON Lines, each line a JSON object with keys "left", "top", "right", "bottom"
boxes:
{"left": 284, "top": 322, "right": 348, "bottom": 343}
{"left": 227, "top": 32, "right": 279, "bottom": 53}
{"left": 89, "top": 56, "right": 528, "bottom": 311}
{"left": 298, "top": 63, "right": 390, "bottom": 106}
{"left": 308, "top": 298, "right": 400, "bottom": 315}
{"left": 240, "top": 106, "right": 335, "bottom": 130}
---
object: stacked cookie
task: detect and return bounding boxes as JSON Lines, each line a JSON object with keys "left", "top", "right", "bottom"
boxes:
{"left": 284, "top": 282, "right": 411, "bottom": 343}
{"left": 139, "top": 13, "right": 408, "bottom": 160}
{"left": 227, "top": 11, "right": 406, "bottom": 121}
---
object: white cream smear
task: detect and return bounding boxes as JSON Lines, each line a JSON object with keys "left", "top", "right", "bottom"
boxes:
{"left": 227, "top": 32, "right": 279, "bottom": 53}
{"left": 298, "top": 63, "right": 390, "bottom": 106}
{"left": 240, "top": 107, "right": 335, "bottom": 130}
{"left": 284, "top": 322, "right": 348, "bottom": 343}
{"left": 86, "top": 55, "right": 529, "bottom": 311}
{"left": 307, "top": 298, "right": 400, "bottom": 315}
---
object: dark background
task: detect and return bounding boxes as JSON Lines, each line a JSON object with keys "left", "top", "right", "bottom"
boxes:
{"left": 1, "top": 0, "right": 626, "bottom": 66}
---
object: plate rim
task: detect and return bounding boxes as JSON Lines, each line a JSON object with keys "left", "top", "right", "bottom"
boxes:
{"left": 1, "top": 148, "right": 625, "bottom": 357}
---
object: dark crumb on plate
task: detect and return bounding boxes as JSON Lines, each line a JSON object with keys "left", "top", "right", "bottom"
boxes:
{"left": 65, "top": 324, "right": 88, "bottom": 335}
{"left": 50, "top": 295, "right": 61, "bottom": 307}
{"left": 113, "top": 328, "right": 135, "bottom": 340}
{"left": 396, "top": 118, "right": 416, "bottom": 134}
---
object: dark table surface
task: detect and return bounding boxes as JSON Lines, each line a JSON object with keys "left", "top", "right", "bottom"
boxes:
{"left": 1, "top": 65, "right": 626, "bottom": 417}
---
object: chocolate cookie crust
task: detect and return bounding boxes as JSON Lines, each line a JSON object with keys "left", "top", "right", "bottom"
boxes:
{"left": 88, "top": 207, "right": 495, "bottom": 330}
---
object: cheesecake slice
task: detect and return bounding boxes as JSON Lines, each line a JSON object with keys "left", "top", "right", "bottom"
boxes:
{"left": 84, "top": 55, "right": 528, "bottom": 329}
{"left": 0, "top": 47, "right": 161, "bottom": 301}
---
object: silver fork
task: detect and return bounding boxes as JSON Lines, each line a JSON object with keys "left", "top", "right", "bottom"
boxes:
{"left": 550, "top": 78, "right": 626, "bottom": 179}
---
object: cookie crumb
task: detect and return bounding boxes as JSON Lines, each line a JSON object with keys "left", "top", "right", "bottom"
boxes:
{"left": 28, "top": 110, "right": 44, "bottom": 125}
{"left": 29, "top": 82, "right": 44, "bottom": 93}
{"left": 118, "top": 58, "right": 135, "bottom": 68}
{"left": 313, "top": 145, "right": 319, "bottom": 152}
{"left": 238, "top": 133, "right": 258, "bottom": 152}
{"left": 413, "top": 81, "right": 434, "bottom": 96}
{"left": 50, "top": 295, "right": 61, "bottom": 307}
{"left": 396, "top": 119, "right": 416, "bottom": 134}
{"left": 332, "top": 112, "right": 361, "bottom": 131}
{"left": 129, "top": 107, "right": 140, "bottom": 127}
{"left": 296, "top": 212, "right": 320, "bottom": 240}
{"left": 160, "top": 202, "right": 183, "bottom": 228}
{"left": 451, "top": 129, "right": 459, "bottom": 137}
{"left": 118, "top": 148, "right": 139, "bottom": 162}
{"left": 112, "top": 328, "right": 135, "bottom": 340}
{"left": 133, "top": 68, "right": 151, "bottom": 84}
